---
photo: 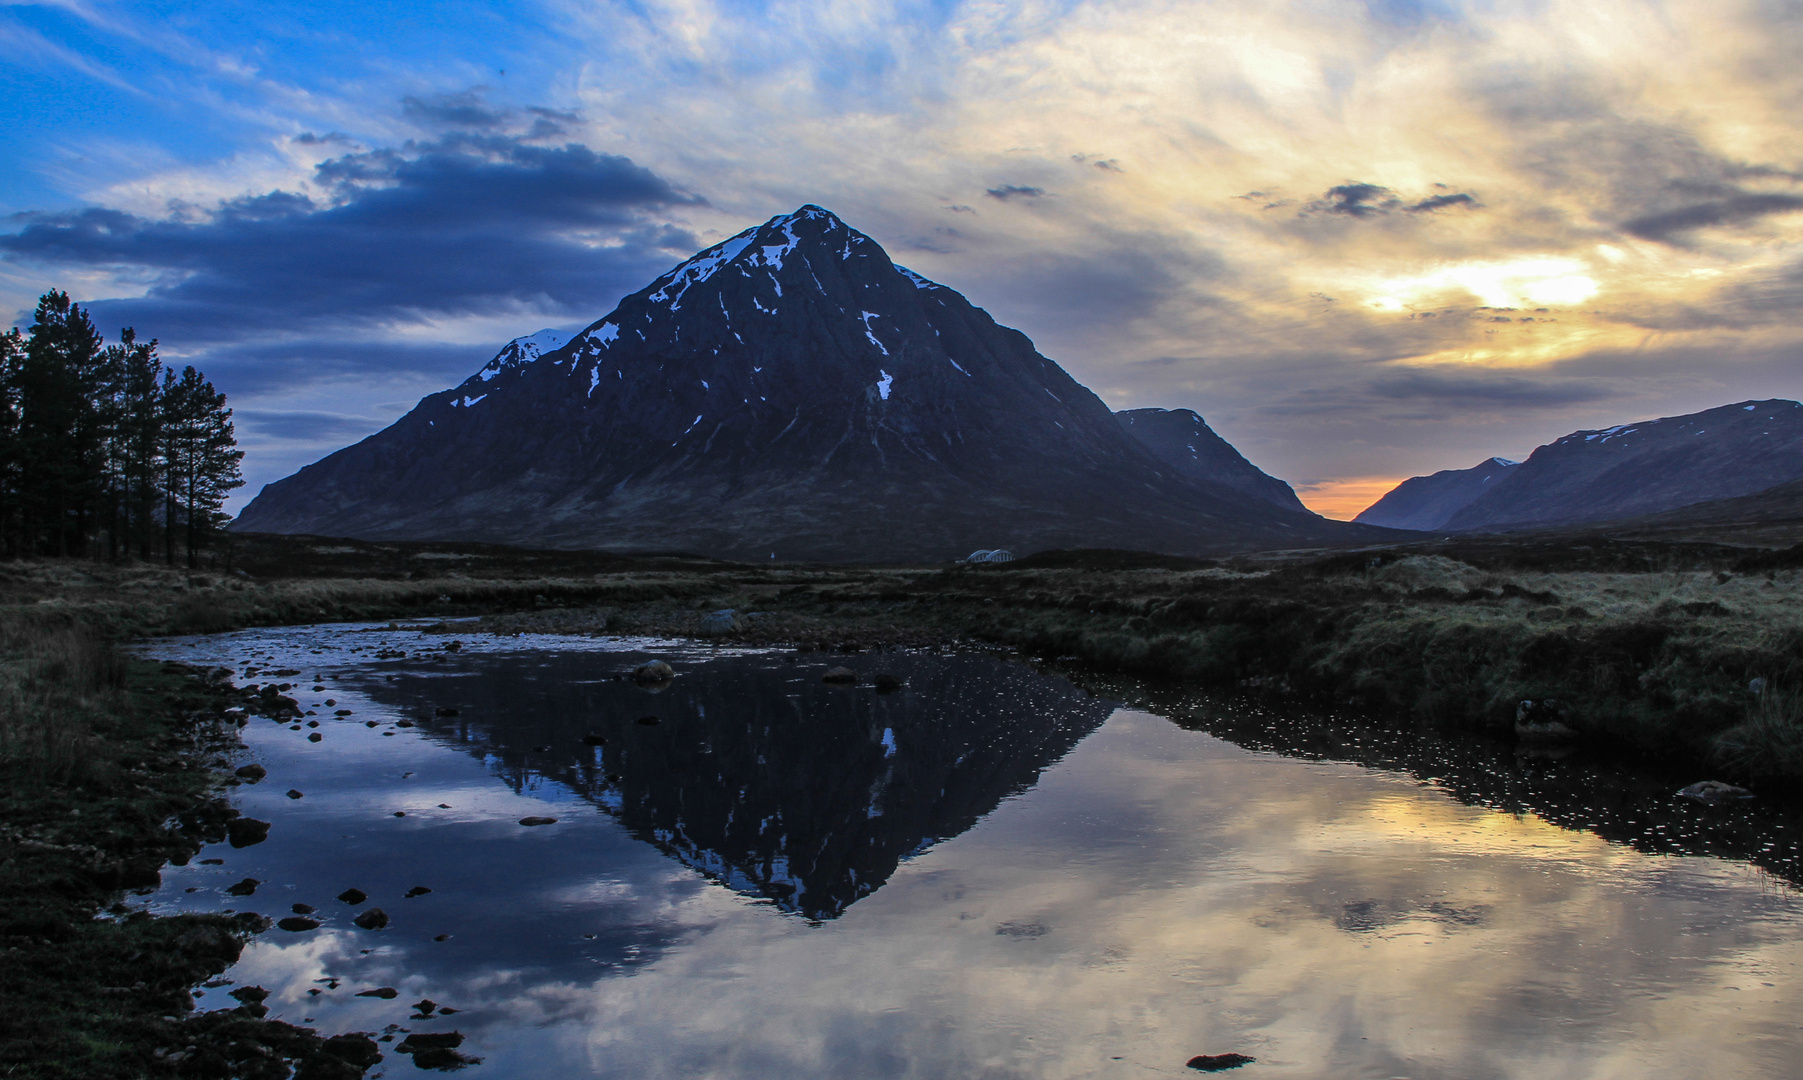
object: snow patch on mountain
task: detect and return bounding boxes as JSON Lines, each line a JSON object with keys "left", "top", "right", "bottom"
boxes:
{"left": 897, "top": 266, "right": 943, "bottom": 291}
{"left": 469, "top": 328, "right": 570, "bottom": 384}
{"left": 650, "top": 231, "right": 759, "bottom": 308}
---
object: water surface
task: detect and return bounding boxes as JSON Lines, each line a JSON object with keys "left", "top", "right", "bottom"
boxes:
{"left": 141, "top": 624, "right": 1803, "bottom": 1079}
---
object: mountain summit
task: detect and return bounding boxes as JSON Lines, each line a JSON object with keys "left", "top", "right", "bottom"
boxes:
{"left": 234, "top": 206, "right": 1388, "bottom": 560}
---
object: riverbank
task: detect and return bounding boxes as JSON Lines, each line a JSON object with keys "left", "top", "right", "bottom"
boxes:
{"left": 0, "top": 615, "right": 382, "bottom": 1078}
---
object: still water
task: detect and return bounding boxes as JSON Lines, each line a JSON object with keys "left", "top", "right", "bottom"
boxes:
{"left": 139, "top": 623, "right": 1803, "bottom": 1079}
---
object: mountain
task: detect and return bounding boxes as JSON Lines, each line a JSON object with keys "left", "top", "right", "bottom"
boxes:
{"left": 1116, "top": 407, "right": 1307, "bottom": 513}
{"left": 1443, "top": 400, "right": 1803, "bottom": 532}
{"left": 234, "top": 205, "right": 1395, "bottom": 561}
{"left": 1354, "top": 456, "right": 1519, "bottom": 531}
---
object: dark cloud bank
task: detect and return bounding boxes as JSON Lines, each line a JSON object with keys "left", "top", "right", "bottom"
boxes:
{"left": 0, "top": 124, "right": 703, "bottom": 354}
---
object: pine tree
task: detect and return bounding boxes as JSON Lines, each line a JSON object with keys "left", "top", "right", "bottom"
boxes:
{"left": 111, "top": 331, "right": 165, "bottom": 560}
{"left": 160, "top": 366, "right": 243, "bottom": 567}
{"left": 19, "top": 293, "right": 107, "bottom": 555}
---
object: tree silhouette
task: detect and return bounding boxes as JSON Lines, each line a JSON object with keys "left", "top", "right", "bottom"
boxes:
{"left": 0, "top": 290, "right": 242, "bottom": 563}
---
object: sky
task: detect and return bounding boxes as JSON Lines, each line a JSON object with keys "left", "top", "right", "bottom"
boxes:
{"left": 3, "top": 0, "right": 1801, "bottom": 518}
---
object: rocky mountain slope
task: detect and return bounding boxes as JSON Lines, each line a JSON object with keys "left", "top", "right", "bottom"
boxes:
{"left": 1354, "top": 457, "right": 1519, "bottom": 531}
{"left": 234, "top": 206, "right": 1396, "bottom": 561}
{"left": 1445, "top": 400, "right": 1803, "bottom": 532}
{"left": 1116, "top": 408, "right": 1307, "bottom": 513}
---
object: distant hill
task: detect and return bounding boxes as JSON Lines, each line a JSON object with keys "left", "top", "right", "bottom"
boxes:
{"left": 233, "top": 205, "right": 1398, "bottom": 561}
{"left": 1116, "top": 408, "right": 1307, "bottom": 513}
{"left": 1355, "top": 399, "right": 1803, "bottom": 534}
{"left": 1355, "top": 457, "right": 1519, "bottom": 531}
{"left": 1562, "top": 475, "right": 1803, "bottom": 547}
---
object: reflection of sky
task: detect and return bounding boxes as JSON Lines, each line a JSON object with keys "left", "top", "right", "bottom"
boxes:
{"left": 141, "top": 627, "right": 1803, "bottom": 1078}
{"left": 8, "top": 1, "right": 1803, "bottom": 515}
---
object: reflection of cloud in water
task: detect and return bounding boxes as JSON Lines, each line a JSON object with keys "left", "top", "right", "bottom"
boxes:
{"left": 542, "top": 713, "right": 1802, "bottom": 1080}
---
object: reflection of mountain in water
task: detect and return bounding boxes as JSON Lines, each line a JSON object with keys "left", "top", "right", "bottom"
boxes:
{"left": 357, "top": 651, "right": 1112, "bottom": 919}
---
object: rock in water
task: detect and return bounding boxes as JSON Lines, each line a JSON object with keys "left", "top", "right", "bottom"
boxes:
{"left": 1678, "top": 780, "right": 1754, "bottom": 802}
{"left": 518, "top": 816, "right": 559, "bottom": 827}
{"left": 336, "top": 888, "right": 368, "bottom": 905}
{"left": 822, "top": 667, "right": 859, "bottom": 684}
{"left": 352, "top": 907, "right": 389, "bottom": 930}
{"left": 225, "top": 818, "right": 270, "bottom": 848}
{"left": 233, "top": 763, "right": 267, "bottom": 781}
{"left": 232, "top": 206, "right": 1391, "bottom": 561}
{"left": 1187, "top": 1053, "right": 1256, "bottom": 1071}
{"left": 633, "top": 661, "right": 674, "bottom": 684}
{"left": 276, "top": 916, "right": 320, "bottom": 932}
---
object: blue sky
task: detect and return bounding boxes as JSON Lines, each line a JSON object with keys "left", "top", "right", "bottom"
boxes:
{"left": 4, "top": 0, "right": 1802, "bottom": 515}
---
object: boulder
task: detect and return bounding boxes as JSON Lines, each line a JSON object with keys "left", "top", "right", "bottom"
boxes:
{"left": 581, "top": 734, "right": 607, "bottom": 746}
{"left": 337, "top": 888, "right": 368, "bottom": 904}
{"left": 697, "top": 609, "right": 741, "bottom": 636}
{"left": 226, "top": 818, "right": 271, "bottom": 848}
{"left": 233, "top": 763, "right": 267, "bottom": 782}
{"left": 873, "top": 672, "right": 905, "bottom": 691}
{"left": 822, "top": 667, "right": 859, "bottom": 684}
{"left": 225, "top": 877, "right": 261, "bottom": 897}
{"left": 352, "top": 907, "right": 389, "bottom": 930}
{"left": 518, "top": 816, "right": 559, "bottom": 827}
{"left": 632, "top": 660, "right": 675, "bottom": 683}
{"left": 277, "top": 916, "right": 320, "bottom": 932}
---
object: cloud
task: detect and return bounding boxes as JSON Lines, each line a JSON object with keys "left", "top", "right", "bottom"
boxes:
{"left": 1407, "top": 192, "right": 1478, "bottom": 213}
{"left": 1622, "top": 192, "right": 1803, "bottom": 242}
{"left": 1, "top": 131, "right": 703, "bottom": 343}
{"left": 401, "top": 89, "right": 511, "bottom": 131}
{"left": 1303, "top": 183, "right": 1479, "bottom": 218}
{"left": 1308, "top": 182, "right": 1399, "bottom": 218}
{"left": 985, "top": 185, "right": 1045, "bottom": 202}
{"left": 1366, "top": 368, "right": 1614, "bottom": 408}
{"left": 233, "top": 409, "right": 386, "bottom": 442}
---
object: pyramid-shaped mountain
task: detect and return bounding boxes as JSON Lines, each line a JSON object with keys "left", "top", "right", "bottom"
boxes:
{"left": 234, "top": 206, "right": 1394, "bottom": 560}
